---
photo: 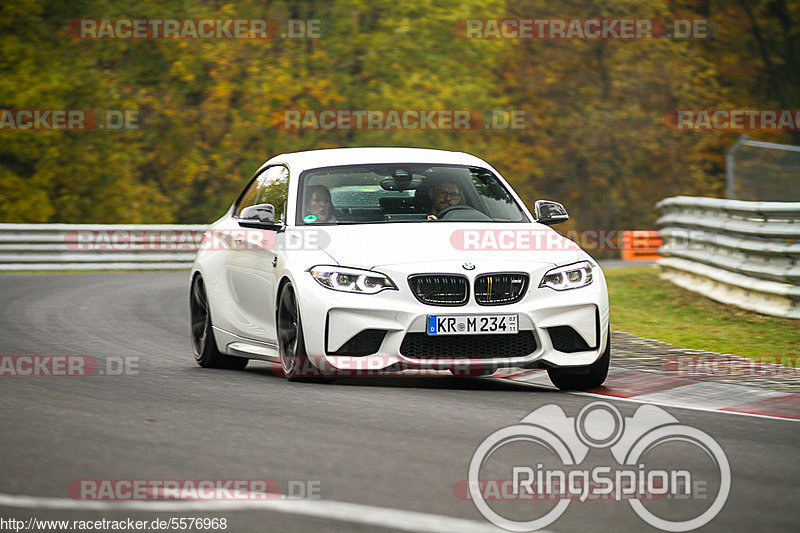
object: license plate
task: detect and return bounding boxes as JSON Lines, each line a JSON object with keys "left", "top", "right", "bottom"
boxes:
{"left": 426, "top": 314, "right": 518, "bottom": 335}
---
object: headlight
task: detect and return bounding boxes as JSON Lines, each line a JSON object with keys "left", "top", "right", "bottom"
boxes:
{"left": 309, "top": 265, "right": 398, "bottom": 294}
{"left": 539, "top": 261, "right": 593, "bottom": 291}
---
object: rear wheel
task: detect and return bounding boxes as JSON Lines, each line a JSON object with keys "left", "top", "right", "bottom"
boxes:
{"left": 190, "top": 275, "right": 248, "bottom": 370}
{"left": 277, "top": 282, "right": 322, "bottom": 381}
{"left": 546, "top": 328, "right": 610, "bottom": 390}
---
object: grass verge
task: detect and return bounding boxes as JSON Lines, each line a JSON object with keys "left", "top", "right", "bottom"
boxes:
{"left": 605, "top": 265, "right": 799, "bottom": 359}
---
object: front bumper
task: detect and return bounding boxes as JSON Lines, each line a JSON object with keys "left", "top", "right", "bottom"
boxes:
{"left": 292, "top": 261, "right": 610, "bottom": 374}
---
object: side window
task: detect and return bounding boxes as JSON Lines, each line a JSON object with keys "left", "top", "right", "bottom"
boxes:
{"left": 236, "top": 179, "right": 261, "bottom": 217}
{"left": 235, "top": 165, "right": 289, "bottom": 221}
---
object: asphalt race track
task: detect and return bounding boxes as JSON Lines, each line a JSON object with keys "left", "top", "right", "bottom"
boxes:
{"left": 0, "top": 272, "right": 798, "bottom": 532}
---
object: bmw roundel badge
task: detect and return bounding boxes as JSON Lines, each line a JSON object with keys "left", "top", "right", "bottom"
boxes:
{"left": 462, "top": 262, "right": 475, "bottom": 270}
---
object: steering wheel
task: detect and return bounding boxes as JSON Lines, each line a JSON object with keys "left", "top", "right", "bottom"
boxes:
{"left": 435, "top": 205, "right": 492, "bottom": 221}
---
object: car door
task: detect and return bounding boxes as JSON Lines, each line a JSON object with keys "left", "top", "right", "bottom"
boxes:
{"left": 220, "top": 164, "right": 289, "bottom": 345}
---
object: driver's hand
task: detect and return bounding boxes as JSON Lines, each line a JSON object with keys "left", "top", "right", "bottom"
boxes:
{"left": 427, "top": 215, "right": 438, "bottom": 221}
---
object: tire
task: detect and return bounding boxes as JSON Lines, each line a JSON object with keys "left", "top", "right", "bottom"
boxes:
{"left": 546, "top": 328, "right": 610, "bottom": 390}
{"left": 190, "top": 275, "right": 248, "bottom": 370}
{"left": 277, "top": 282, "right": 324, "bottom": 381}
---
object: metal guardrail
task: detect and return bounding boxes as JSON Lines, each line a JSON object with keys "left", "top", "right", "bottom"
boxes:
{"left": 656, "top": 196, "right": 800, "bottom": 319}
{"left": 0, "top": 224, "right": 207, "bottom": 271}
{"left": 5, "top": 213, "right": 799, "bottom": 320}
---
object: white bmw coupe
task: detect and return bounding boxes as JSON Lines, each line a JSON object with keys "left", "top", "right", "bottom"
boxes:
{"left": 190, "top": 147, "right": 610, "bottom": 389}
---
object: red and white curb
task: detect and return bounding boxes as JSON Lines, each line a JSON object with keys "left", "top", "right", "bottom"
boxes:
{"left": 495, "top": 367, "right": 800, "bottom": 421}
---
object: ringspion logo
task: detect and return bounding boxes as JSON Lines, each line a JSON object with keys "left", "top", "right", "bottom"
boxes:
{"left": 466, "top": 402, "right": 730, "bottom": 531}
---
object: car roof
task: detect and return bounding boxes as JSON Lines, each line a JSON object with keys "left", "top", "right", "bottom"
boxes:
{"left": 259, "top": 147, "right": 492, "bottom": 174}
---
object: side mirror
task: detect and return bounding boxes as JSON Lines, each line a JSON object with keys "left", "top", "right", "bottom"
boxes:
{"left": 238, "top": 203, "right": 283, "bottom": 230}
{"left": 240, "top": 203, "right": 275, "bottom": 224}
{"left": 534, "top": 200, "right": 569, "bottom": 226}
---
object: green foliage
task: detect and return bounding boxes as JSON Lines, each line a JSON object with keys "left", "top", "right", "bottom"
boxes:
{"left": 606, "top": 266, "right": 799, "bottom": 358}
{"left": 0, "top": 0, "right": 796, "bottom": 225}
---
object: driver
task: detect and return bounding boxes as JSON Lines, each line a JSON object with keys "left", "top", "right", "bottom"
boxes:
{"left": 428, "top": 182, "right": 462, "bottom": 218}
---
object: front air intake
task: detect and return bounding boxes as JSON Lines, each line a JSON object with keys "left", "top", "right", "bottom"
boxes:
{"left": 547, "top": 326, "right": 593, "bottom": 353}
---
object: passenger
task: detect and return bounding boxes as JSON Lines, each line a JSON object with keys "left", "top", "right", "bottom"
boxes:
{"left": 304, "top": 185, "right": 336, "bottom": 223}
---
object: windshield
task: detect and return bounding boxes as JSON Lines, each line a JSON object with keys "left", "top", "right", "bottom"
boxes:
{"left": 296, "top": 164, "right": 529, "bottom": 225}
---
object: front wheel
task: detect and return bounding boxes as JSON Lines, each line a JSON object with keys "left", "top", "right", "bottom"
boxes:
{"left": 190, "top": 275, "right": 248, "bottom": 370}
{"left": 277, "top": 282, "right": 324, "bottom": 381}
{"left": 546, "top": 328, "right": 610, "bottom": 390}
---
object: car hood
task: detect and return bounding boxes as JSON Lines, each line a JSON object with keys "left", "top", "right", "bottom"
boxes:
{"left": 300, "top": 222, "right": 585, "bottom": 269}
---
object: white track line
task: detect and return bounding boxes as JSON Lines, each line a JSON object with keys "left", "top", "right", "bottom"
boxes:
{"left": 0, "top": 493, "right": 516, "bottom": 533}
{"left": 571, "top": 391, "right": 800, "bottom": 423}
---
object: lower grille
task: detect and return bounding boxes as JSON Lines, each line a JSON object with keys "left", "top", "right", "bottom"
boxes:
{"left": 408, "top": 274, "right": 469, "bottom": 306}
{"left": 400, "top": 331, "right": 537, "bottom": 359}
